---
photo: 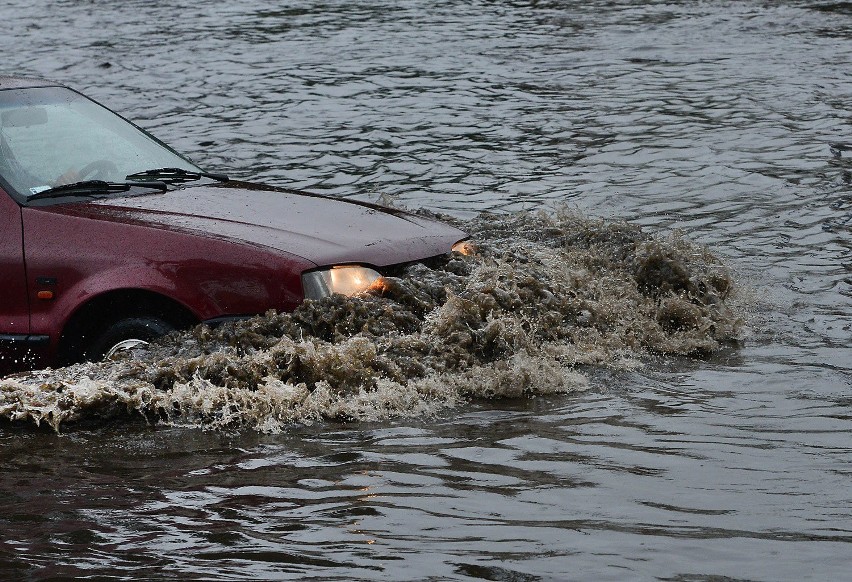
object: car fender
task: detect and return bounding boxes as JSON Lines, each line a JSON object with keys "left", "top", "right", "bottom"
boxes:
{"left": 22, "top": 207, "right": 315, "bottom": 345}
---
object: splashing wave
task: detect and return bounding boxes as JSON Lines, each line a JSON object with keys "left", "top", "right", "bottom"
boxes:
{"left": 0, "top": 210, "right": 742, "bottom": 432}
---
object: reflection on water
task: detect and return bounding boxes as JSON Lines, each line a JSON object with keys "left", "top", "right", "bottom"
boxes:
{"left": 1, "top": 0, "right": 850, "bottom": 580}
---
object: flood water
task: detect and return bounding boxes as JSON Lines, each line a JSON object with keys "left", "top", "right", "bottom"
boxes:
{"left": 1, "top": 0, "right": 851, "bottom": 580}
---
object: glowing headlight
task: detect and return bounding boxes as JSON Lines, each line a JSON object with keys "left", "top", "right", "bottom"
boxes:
{"left": 302, "top": 266, "right": 384, "bottom": 300}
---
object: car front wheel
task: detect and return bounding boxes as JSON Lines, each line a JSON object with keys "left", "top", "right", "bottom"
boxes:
{"left": 88, "top": 316, "right": 176, "bottom": 362}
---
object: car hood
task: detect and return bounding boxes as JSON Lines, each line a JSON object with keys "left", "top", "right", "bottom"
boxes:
{"left": 43, "top": 182, "right": 467, "bottom": 268}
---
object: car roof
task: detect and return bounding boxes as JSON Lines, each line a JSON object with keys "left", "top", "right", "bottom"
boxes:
{"left": 0, "top": 75, "right": 63, "bottom": 90}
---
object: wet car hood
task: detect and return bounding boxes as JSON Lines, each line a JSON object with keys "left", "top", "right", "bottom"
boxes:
{"left": 42, "top": 182, "right": 466, "bottom": 268}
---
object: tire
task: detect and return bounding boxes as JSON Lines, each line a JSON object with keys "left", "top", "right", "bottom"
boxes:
{"left": 87, "top": 316, "right": 176, "bottom": 362}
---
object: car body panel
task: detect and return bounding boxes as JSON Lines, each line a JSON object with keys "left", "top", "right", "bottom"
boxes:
{"left": 23, "top": 204, "right": 311, "bottom": 337}
{"left": 73, "top": 182, "right": 465, "bottom": 268}
{"left": 11, "top": 184, "right": 464, "bottom": 372}
{"left": 0, "top": 188, "right": 38, "bottom": 371}
{"left": 0, "top": 75, "right": 53, "bottom": 91}
{"left": 0, "top": 189, "right": 29, "bottom": 335}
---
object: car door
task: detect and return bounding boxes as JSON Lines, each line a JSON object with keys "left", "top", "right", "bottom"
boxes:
{"left": 0, "top": 188, "right": 32, "bottom": 372}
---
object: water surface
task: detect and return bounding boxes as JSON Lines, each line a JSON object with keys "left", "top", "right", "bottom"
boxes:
{"left": 1, "top": 0, "right": 850, "bottom": 580}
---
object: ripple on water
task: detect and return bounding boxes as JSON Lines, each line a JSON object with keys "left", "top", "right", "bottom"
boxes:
{"left": 1, "top": 0, "right": 851, "bottom": 579}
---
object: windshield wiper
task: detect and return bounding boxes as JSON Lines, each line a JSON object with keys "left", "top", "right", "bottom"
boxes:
{"left": 125, "top": 167, "right": 229, "bottom": 185}
{"left": 28, "top": 180, "right": 168, "bottom": 202}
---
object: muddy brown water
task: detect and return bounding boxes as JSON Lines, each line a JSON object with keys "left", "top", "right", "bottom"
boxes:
{"left": 1, "top": 1, "right": 850, "bottom": 580}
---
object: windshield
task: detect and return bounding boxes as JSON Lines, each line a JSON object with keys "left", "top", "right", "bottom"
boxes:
{"left": 0, "top": 86, "right": 202, "bottom": 199}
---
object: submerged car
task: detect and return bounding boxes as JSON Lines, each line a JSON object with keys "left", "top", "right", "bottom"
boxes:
{"left": 0, "top": 76, "right": 467, "bottom": 375}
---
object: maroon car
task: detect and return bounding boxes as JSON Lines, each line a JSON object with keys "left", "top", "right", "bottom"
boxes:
{"left": 0, "top": 76, "right": 467, "bottom": 375}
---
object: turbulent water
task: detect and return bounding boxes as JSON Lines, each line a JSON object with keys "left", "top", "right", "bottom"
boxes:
{"left": 1, "top": 0, "right": 850, "bottom": 580}
{"left": 2, "top": 211, "right": 740, "bottom": 432}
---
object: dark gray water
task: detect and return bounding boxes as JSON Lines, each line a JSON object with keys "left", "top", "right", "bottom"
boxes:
{"left": 1, "top": 0, "right": 851, "bottom": 580}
